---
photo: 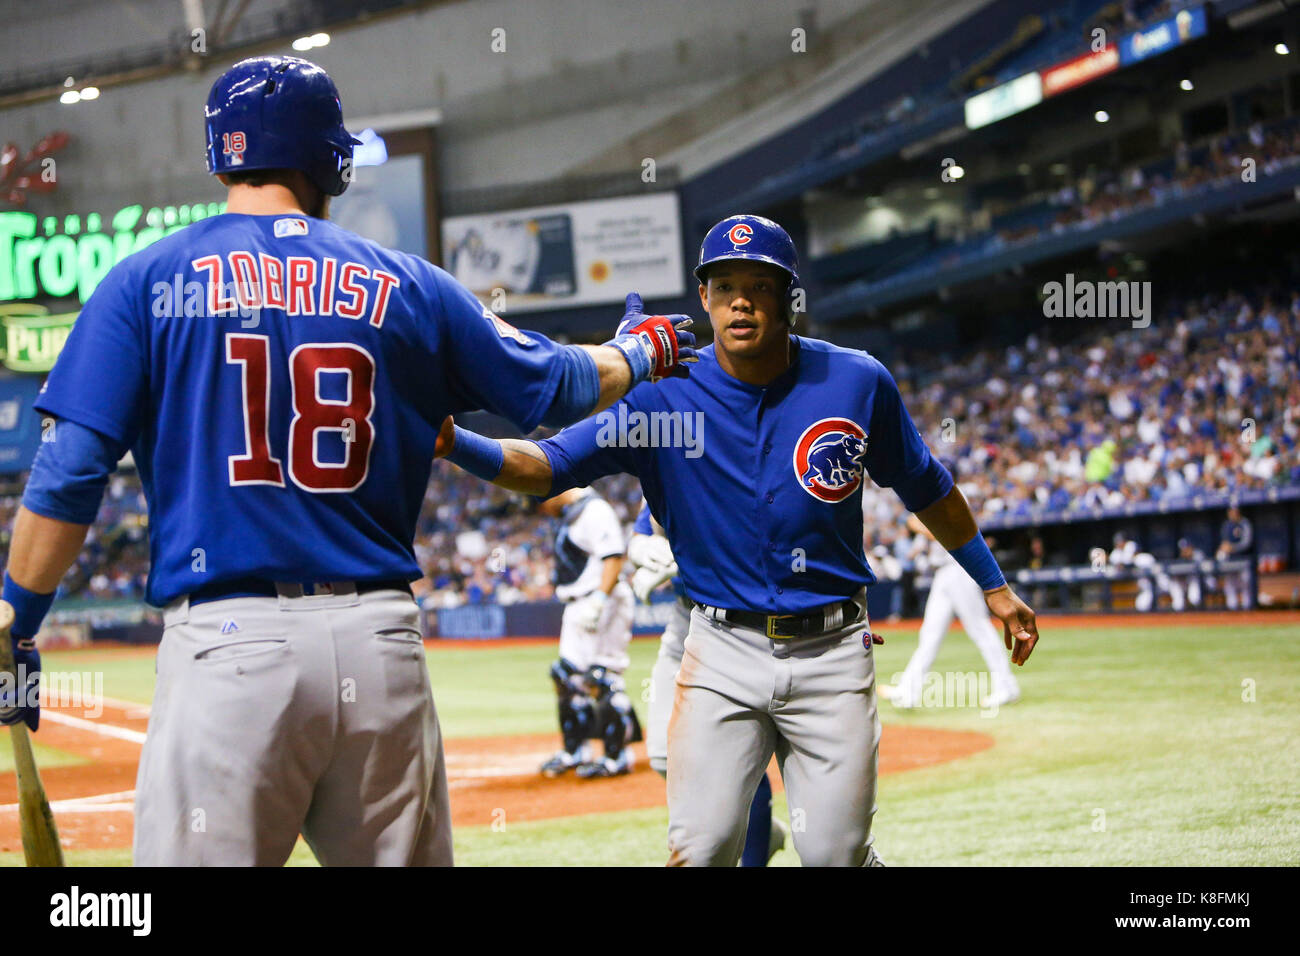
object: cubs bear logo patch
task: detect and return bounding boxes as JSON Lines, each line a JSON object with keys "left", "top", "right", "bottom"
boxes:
{"left": 792, "top": 417, "right": 868, "bottom": 502}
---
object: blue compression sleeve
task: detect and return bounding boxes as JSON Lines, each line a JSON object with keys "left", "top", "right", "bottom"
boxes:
{"left": 2, "top": 573, "right": 56, "bottom": 640}
{"left": 446, "top": 426, "right": 505, "bottom": 481}
{"left": 21, "top": 418, "right": 124, "bottom": 525}
{"left": 948, "top": 532, "right": 1007, "bottom": 592}
{"left": 539, "top": 345, "right": 602, "bottom": 428}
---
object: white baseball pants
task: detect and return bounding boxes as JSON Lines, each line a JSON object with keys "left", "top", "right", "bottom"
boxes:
{"left": 897, "top": 563, "right": 1017, "bottom": 703}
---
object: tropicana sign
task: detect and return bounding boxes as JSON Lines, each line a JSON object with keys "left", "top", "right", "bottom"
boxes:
{"left": 0, "top": 200, "right": 226, "bottom": 306}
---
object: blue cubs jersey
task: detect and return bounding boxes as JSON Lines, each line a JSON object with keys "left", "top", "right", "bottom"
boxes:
{"left": 36, "top": 213, "right": 564, "bottom": 606}
{"left": 633, "top": 503, "right": 654, "bottom": 537}
{"left": 542, "top": 338, "right": 952, "bottom": 614}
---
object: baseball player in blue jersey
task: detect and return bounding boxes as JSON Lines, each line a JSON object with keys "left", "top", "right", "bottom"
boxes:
{"left": 0, "top": 56, "right": 695, "bottom": 866}
{"left": 628, "top": 501, "right": 786, "bottom": 865}
{"left": 436, "top": 214, "right": 1040, "bottom": 866}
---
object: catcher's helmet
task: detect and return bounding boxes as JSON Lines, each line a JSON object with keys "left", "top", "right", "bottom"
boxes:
{"left": 205, "top": 56, "right": 361, "bottom": 197}
{"left": 694, "top": 214, "right": 804, "bottom": 325}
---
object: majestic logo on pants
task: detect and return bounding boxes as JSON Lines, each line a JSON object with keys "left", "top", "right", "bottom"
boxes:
{"left": 793, "top": 418, "right": 867, "bottom": 502}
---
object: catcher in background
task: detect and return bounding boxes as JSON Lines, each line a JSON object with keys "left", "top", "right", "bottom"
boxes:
{"left": 537, "top": 487, "right": 642, "bottom": 779}
{"left": 628, "top": 501, "right": 787, "bottom": 866}
{"left": 880, "top": 515, "right": 1021, "bottom": 710}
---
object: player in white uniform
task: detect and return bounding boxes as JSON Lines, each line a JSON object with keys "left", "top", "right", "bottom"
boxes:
{"left": 1109, "top": 532, "right": 1167, "bottom": 612}
{"left": 538, "top": 487, "right": 640, "bottom": 778}
{"left": 1165, "top": 538, "right": 1205, "bottom": 611}
{"left": 627, "top": 518, "right": 688, "bottom": 776}
{"left": 881, "top": 515, "right": 1021, "bottom": 710}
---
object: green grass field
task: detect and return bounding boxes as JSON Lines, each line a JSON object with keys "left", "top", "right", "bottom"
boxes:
{"left": 3, "top": 619, "right": 1298, "bottom": 866}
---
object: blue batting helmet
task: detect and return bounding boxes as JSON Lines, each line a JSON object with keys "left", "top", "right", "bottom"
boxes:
{"left": 205, "top": 56, "right": 361, "bottom": 197}
{"left": 694, "top": 215, "right": 804, "bottom": 325}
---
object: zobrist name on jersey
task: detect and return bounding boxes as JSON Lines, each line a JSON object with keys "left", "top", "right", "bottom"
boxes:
{"left": 157, "top": 252, "right": 401, "bottom": 327}
{"left": 0, "top": 202, "right": 227, "bottom": 306}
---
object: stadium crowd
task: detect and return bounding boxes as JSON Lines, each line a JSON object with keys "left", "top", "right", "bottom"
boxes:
{"left": 862, "top": 281, "right": 1299, "bottom": 540}
{"left": 989, "top": 119, "right": 1300, "bottom": 251}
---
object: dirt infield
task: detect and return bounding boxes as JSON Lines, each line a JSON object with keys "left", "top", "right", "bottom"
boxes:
{"left": 0, "top": 700, "right": 992, "bottom": 855}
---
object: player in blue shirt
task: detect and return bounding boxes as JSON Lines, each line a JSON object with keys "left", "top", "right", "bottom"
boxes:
{"left": 0, "top": 56, "right": 693, "bottom": 866}
{"left": 437, "top": 215, "right": 1041, "bottom": 866}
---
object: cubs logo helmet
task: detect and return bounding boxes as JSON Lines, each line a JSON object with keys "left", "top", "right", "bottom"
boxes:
{"left": 205, "top": 56, "right": 362, "bottom": 197}
{"left": 694, "top": 214, "right": 805, "bottom": 326}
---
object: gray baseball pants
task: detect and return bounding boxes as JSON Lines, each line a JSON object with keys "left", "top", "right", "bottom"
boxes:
{"left": 133, "top": 585, "right": 451, "bottom": 866}
{"left": 666, "top": 600, "right": 882, "bottom": 867}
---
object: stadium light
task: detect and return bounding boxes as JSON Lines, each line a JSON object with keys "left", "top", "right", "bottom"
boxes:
{"left": 1276, "top": 42, "right": 1290, "bottom": 55}
{"left": 59, "top": 90, "right": 80, "bottom": 104}
{"left": 1094, "top": 110, "right": 1110, "bottom": 123}
{"left": 293, "top": 32, "right": 331, "bottom": 51}
{"left": 79, "top": 86, "right": 99, "bottom": 100}
{"left": 1180, "top": 78, "right": 1194, "bottom": 91}
{"left": 946, "top": 164, "right": 965, "bottom": 180}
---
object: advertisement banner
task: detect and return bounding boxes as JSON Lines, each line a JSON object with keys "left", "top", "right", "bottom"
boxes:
{"left": 441, "top": 193, "right": 685, "bottom": 313}
{"left": 1119, "top": 6, "right": 1207, "bottom": 65}
{"left": 332, "top": 153, "right": 429, "bottom": 259}
{"left": 964, "top": 72, "right": 1043, "bottom": 130}
{"left": 1042, "top": 45, "right": 1120, "bottom": 97}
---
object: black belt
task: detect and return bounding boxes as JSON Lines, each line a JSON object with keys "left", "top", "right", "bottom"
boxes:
{"left": 710, "top": 599, "right": 863, "bottom": 639}
{"left": 190, "top": 576, "right": 413, "bottom": 606}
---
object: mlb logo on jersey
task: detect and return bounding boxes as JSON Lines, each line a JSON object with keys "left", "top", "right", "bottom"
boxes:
{"left": 793, "top": 417, "right": 868, "bottom": 503}
{"left": 274, "top": 217, "right": 310, "bottom": 238}
{"left": 728, "top": 223, "right": 753, "bottom": 247}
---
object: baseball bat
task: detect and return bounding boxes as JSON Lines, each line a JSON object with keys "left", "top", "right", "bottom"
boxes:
{"left": 0, "top": 600, "right": 65, "bottom": 866}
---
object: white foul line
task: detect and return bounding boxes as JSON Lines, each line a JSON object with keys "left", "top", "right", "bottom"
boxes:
{"left": 40, "top": 710, "right": 147, "bottom": 745}
{"left": 0, "top": 789, "right": 137, "bottom": 814}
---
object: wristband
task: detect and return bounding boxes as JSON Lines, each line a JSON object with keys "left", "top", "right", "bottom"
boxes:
{"left": 947, "top": 533, "right": 1007, "bottom": 592}
{"left": 445, "top": 426, "right": 504, "bottom": 482}
{"left": 2, "top": 572, "right": 57, "bottom": 640}
{"left": 605, "top": 334, "right": 654, "bottom": 385}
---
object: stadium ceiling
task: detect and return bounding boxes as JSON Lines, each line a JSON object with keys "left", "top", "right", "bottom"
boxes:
{"left": 0, "top": 0, "right": 454, "bottom": 109}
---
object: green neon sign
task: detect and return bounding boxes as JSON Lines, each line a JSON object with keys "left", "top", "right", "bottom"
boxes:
{"left": 0, "top": 303, "right": 77, "bottom": 372}
{"left": 0, "top": 200, "right": 227, "bottom": 305}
